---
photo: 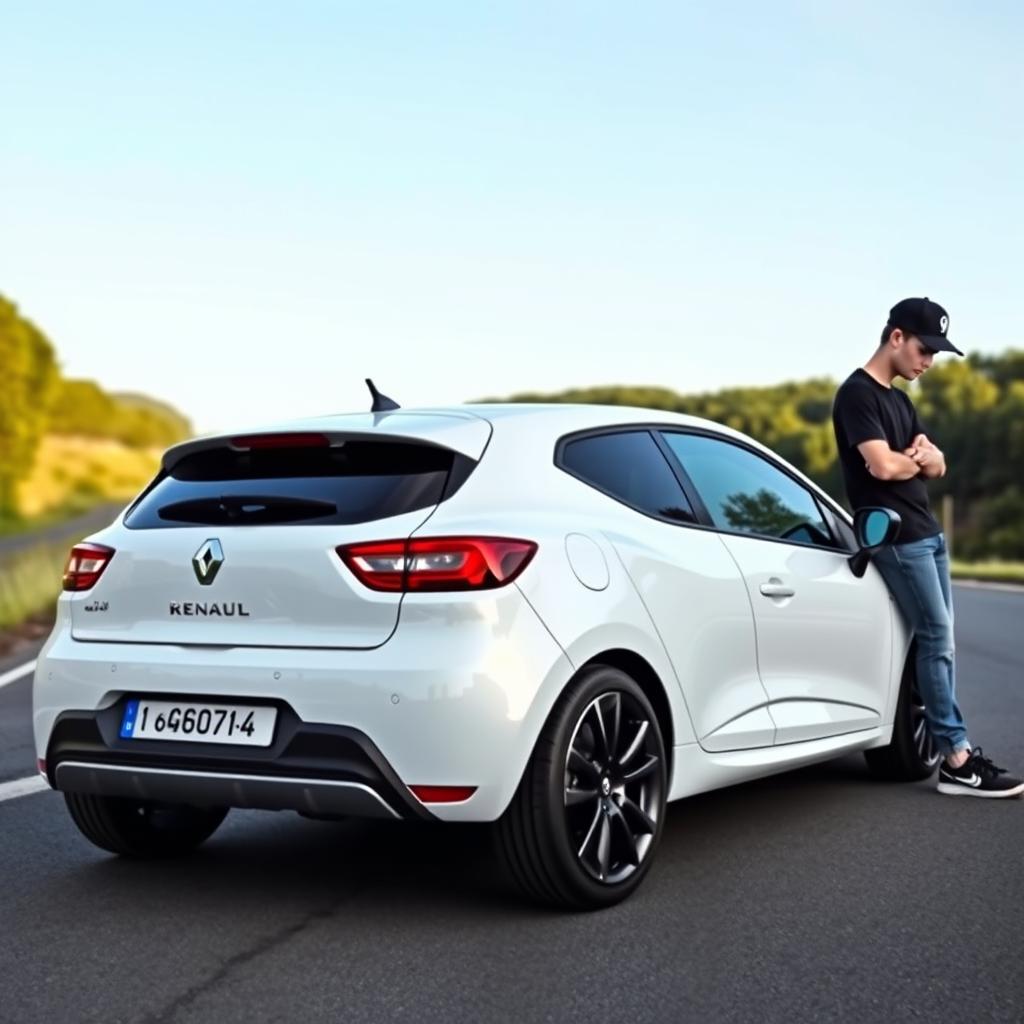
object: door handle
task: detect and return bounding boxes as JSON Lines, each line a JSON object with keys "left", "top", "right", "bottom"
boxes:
{"left": 759, "top": 580, "right": 795, "bottom": 599}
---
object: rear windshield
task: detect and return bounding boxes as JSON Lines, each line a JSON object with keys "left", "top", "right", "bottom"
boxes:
{"left": 124, "top": 440, "right": 470, "bottom": 529}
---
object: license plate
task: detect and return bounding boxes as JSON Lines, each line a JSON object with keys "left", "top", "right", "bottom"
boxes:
{"left": 119, "top": 699, "right": 277, "bottom": 747}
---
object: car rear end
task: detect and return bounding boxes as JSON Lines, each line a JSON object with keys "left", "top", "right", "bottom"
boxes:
{"left": 33, "top": 411, "right": 573, "bottom": 829}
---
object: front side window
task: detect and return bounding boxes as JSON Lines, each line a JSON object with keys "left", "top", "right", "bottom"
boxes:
{"left": 560, "top": 431, "right": 696, "bottom": 524}
{"left": 661, "top": 432, "right": 835, "bottom": 548}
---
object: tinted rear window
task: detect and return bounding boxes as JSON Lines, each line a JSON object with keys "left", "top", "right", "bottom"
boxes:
{"left": 125, "top": 440, "right": 467, "bottom": 528}
{"left": 559, "top": 431, "right": 696, "bottom": 524}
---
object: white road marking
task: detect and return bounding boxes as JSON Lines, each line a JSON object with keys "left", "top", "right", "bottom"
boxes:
{"left": 0, "top": 659, "right": 36, "bottom": 690}
{"left": 0, "top": 775, "right": 50, "bottom": 803}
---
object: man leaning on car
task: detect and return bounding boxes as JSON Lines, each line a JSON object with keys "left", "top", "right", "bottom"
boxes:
{"left": 832, "top": 297, "right": 1023, "bottom": 798}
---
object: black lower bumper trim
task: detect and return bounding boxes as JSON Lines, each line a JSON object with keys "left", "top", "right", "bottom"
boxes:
{"left": 53, "top": 761, "right": 402, "bottom": 818}
{"left": 46, "top": 698, "right": 434, "bottom": 821}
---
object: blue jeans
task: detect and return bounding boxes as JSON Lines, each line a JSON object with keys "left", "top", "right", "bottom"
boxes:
{"left": 872, "top": 532, "right": 969, "bottom": 757}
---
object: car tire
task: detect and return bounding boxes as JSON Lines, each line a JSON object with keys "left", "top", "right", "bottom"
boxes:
{"left": 864, "top": 648, "right": 942, "bottom": 781}
{"left": 64, "top": 792, "right": 228, "bottom": 858}
{"left": 495, "top": 665, "right": 667, "bottom": 910}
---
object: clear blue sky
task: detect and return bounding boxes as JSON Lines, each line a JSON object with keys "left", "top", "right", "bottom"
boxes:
{"left": 2, "top": 1, "right": 1021, "bottom": 434}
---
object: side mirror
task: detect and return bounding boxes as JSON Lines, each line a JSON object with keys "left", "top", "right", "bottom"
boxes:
{"left": 848, "top": 507, "right": 901, "bottom": 578}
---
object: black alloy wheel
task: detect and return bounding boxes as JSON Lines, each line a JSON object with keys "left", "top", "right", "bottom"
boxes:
{"left": 564, "top": 691, "right": 663, "bottom": 884}
{"left": 864, "top": 649, "right": 941, "bottom": 781}
{"left": 910, "top": 682, "right": 942, "bottom": 771}
{"left": 495, "top": 665, "right": 668, "bottom": 910}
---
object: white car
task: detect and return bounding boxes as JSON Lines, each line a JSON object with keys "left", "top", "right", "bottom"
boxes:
{"left": 33, "top": 394, "right": 935, "bottom": 908}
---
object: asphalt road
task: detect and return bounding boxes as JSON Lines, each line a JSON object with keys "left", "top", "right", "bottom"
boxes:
{"left": 1, "top": 585, "right": 1022, "bottom": 1024}
{"left": 0, "top": 504, "right": 124, "bottom": 557}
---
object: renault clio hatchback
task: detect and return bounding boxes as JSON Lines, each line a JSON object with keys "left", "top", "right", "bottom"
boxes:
{"left": 33, "top": 400, "right": 934, "bottom": 908}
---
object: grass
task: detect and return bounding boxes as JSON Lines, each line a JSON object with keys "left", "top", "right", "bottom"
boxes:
{"left": 950, "top": 561, "right": 1024, "bottom": 585}
{"left": 14, "top": 434, "right": 160, "bottom": 519}
{"left": 0, "top": 540, "right": 68, "bottom": 628}
{"left": 0, "top": 434, "right": 162, "bottom": 627}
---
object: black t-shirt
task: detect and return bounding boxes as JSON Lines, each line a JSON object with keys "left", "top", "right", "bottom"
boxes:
{"left": 832, "top": 368, "right": 941, "bottom": 543}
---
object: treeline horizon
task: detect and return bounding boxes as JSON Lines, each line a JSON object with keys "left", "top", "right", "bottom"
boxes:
{"left": 4, "top": 291, "right": 1022, "bottom": 558}
{"left": 483, "top": 350, "right": 1024, "bottom": 560}
{"left": 1, "top": 293, "right": 191, "bottom": 519}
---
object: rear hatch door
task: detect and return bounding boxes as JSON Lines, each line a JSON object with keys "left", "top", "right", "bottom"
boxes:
{"left": 70, "top": 415, "right": 489, "bottom": 648}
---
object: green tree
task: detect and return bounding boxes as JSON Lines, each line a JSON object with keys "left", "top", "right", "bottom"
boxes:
{"left": 0, "top": 296, "right": 59, "bottom": 518}
{"left": 109, "top": 392, "right": 192, "bottom": 448}
{"left": 46, "top": 379, "right": 119, "bottom": 436}
{"left": 46, "top": 381, "right": 191, "bottom": 448}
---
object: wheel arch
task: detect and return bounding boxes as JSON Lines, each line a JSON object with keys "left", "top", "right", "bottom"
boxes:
{"left": 496, "top": 646, "right": 678, "bottom": 821}
{"left": 576, "top": 648, "right": 675, "bottom": 776}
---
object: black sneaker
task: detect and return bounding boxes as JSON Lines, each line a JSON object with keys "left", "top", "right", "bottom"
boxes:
{"left": 937, "top": 748, "right": 1024, "bottom": 798}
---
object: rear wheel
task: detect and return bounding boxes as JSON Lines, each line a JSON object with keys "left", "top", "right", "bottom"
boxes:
{"left": 64, "top": 792, "right": 228, "bottom": 857}
{"left": 495, "top": 665, "right": 667, "bottom": 910}
{"left": 864, "top": 651, "right": 942, "bottom": 781}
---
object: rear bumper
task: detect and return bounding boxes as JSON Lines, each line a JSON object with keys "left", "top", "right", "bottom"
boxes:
{"left": 45, "top": 705, "right": 433, "bottom": 820}
{"left": 34, "top": 587, "right": 575, "bottom": 821}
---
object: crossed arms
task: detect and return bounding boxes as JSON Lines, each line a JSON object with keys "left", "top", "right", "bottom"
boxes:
{"left": 857, "top": 434, "right": 947, "bottom": 481}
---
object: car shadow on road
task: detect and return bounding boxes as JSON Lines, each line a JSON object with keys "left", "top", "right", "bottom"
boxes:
{"left": 70, "top": 752, "right": 930, "bottom": 918}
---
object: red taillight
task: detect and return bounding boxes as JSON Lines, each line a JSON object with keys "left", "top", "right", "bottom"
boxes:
{"left": 337, "top": 537, "right": 537, "bottom": 592}
{"left": 230, "top": 433, "right": 329, "bottom": 450}
{"left": 62, "top": 543, "right": 115, "bottom": 592}
{"left": 408, "top": 785, "right": 477, "bottom": 804}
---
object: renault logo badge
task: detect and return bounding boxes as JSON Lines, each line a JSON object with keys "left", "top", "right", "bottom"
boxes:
{"left": 193, "top": 539, "right": 224, "bottom": 585}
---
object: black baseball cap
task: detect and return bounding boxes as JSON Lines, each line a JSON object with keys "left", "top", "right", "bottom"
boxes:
{"left": 887, "top": 297, "right": 963, "bottom": 356}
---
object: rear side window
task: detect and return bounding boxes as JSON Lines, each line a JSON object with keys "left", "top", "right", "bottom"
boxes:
{"left": 125, "top": 440, "right": 469, "bottom": 529}
{"left": 559, "top": 431, "right": 696, "bottom": 524}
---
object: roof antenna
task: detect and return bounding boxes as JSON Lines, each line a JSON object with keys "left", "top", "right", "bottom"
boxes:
{"left": 366, "top": 378, "right": 400, "bottom": 412}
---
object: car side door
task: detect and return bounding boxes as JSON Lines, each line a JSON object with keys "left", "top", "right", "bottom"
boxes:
{"left": 659, "top": 430, "right": 894, "bottom": 746}
{"left": 559, "top": 428, "right": 774, "bottom": 751}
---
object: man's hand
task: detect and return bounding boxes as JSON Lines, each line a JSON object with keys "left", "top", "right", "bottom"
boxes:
{"left": 859, "top": 438, "right": 921, "bottom": 480}
{"left": 904, "top": 434, "right": 946, "bottom": 478}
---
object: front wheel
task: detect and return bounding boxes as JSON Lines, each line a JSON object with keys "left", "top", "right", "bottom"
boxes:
{"left": 64, "top": 792, "right": 228, "bottom": 858}
{"left": 864, "top": 652, "right": 942, "bottom": 781}
{"left": 495, "top": 665, "right": 667, "bottom": 910}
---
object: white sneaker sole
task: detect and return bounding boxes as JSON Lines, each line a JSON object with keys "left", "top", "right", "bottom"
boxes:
{"left": 937, "top": 781, "right": 1024, "bottom": 798}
